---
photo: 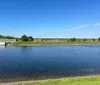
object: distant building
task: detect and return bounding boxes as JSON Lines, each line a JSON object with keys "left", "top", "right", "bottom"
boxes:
{"left": 0, "top": 42, "right": 6, "bottom": 46}
{"left": 0, "top": 39, "right": 16, "bottom": 43}
{"left": 0, "top": 39, "right": 16, "bottom": 46}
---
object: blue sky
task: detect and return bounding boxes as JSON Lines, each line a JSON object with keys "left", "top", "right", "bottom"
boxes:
{"left": 0, "top": 0, "right": 100, "bottom": 38}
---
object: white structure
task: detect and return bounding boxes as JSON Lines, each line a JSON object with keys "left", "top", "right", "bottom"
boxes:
{"left": 0, "top": 39, "right": 16, "bottom": 43}
{"left": 0, "top": 42, "right": 6, "bottom": 46}
{"left": 0, "top": 39, "right": 16, "bottom": 46}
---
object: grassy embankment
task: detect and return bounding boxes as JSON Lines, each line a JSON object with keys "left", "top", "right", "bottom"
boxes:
{"left": 11, "top": 41, "right": 100, "bottom": 46}
{"left": 11, "top": 76, "right": 100, "bottom": 85}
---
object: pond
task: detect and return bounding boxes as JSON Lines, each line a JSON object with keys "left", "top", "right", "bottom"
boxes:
{"left": 0, "top": 45, "right": 100, "bottom": 82}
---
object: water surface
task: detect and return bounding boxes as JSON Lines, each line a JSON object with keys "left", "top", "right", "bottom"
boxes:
{"left": 0, "top": 46, "right": 100, "bottom": 82}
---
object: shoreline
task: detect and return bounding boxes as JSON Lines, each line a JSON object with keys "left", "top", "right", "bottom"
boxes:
{"left": 10, "top": 41, "right": 100, "bottom": 46}
{"left": 1, "top": 75, "right": 100, "bottom": 85}
{"left": 10, "top": 44, "right": 100, "bottom": 46}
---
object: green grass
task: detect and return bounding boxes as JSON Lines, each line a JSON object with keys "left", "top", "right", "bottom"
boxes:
{"left": 11, "top": 76, "right": 100, "bottom": 85}
{"left": 11, "top": 41, "right": 100, "bottom": 46}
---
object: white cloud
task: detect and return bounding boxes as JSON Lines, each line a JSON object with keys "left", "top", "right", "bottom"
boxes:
{"left": 70, "top": 23, "right": 100, "bottom": 31}
{"left": 93, "top": 23, "right": 100, "bottom": 26}
{"left": 70, "top": 24, "right": 89, "bottom": 31}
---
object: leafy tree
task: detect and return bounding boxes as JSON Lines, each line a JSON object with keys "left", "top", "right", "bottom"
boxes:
{"left": 2, "top": 36, "right": 7, "bottom": 39}
{"left": 21, "top": 35, "right": 28, "bottom": 41}
{"left": 71, "top": 37, "right": 76, "bottom": 41}
{"left": 98, "top": 37, "right": 100, "bottom": 41}
{"left": 28, "top": 36, "right": 33, "bottom": 41}
{"left": 0, "top": 35, "right": 2, "bottom": 38}
{"left": 92, "top": 39, "right": 95, "bottom": 41}
{"left": 6, "top": 36, "right": 13, "bottom": 39}
{"left": 16, "top": 38, "right": 18, "bottom": 41}
{"left": 83, "top": 39, "right": 87, "bottom": 41}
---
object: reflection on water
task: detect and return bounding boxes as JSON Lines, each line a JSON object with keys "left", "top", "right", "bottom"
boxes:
{"left": 0, "top": 46, "right": 5, "bottom": 48}
{"left": 0, "top": 46, "right": 100, "bottom": 82}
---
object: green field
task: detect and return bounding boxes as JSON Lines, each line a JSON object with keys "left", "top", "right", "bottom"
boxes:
{"left": 11, "top": 41, "right": 100, "bottom": 46}
{"left": 11, "top": 76, "right": 100, "bottom": 85}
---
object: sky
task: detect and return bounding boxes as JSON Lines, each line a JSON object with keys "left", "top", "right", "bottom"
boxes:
{"left": 0, "top": 0, "right": 100, "bottom": 38}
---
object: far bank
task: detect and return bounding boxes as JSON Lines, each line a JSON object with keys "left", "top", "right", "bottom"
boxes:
{"left": 10, "top": 41, "right": 100, "bottom": 46}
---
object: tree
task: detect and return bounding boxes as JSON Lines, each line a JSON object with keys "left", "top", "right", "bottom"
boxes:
{"left": 16, "top": 38, "right": 18, "bottom": 41}
{"left": 0, "top": 35, "right": 2, "bottom": 38}
{"left": 98, "top": 37, "right": 100, "bottom": 41}
{"left": 6, "top": 36, "right": 13, "bottom": 39}
{"left": 71, "top": 37, "right": 76, "bottom": 41}
{"left": 28, "top": 36, "right": 33, "bottom": 41}
{"left": 21, "top": 35, "right": 28, "bottom": 41}
{"left": 92, "top": 39, "right": 95, "bottom": 41}
{"left": 83, "top": 39, "right": 87, "bottom": 41}
{"left": 0, "top": 35, "right": 5, "bottom": 39}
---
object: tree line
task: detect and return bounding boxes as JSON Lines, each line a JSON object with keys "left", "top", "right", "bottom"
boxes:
{"left": 0, "top": 34, "right": 100, "bottom": 42}
{"left": 0, "top": 35, "right": 17, "bottom": 39}
{"left": 19, "top": 36, "right": 100, "bottom": 42}
{"left": 0, "top": 34, "right": 33, "bottom": 41}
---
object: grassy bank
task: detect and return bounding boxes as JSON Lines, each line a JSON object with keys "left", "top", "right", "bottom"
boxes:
{"left": 10, "top": 76, "right": 100, "bottom": 85}
{"left": 10, "top": 41, "right": 100, "bottom": 46}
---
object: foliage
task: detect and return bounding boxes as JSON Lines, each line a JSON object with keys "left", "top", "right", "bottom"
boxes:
{"left": 21, "top": 35, "right": 29, "bottom": 41}
{"left": 0, "top": 35, "right": 2, "bottom": 38}
{"left": 16, "top": 38, "right": 19, "bottom": 41}
{"left": 0, "top": 34, "right": 17, "bottom": 39}
{"left": 1, "top": 34, "right": 100, "bottom": 43}
{"left": 98, "top": 37, "right": 100, "bottom": 41}
{"left": 21, "top": 35, "right": 33, "bottom": 42}
{"left": 92, "top": 39, "right": 96, "bottom": 41}
{"left": 83, "top": 39, "right": 87, "bottom": 41}
{"left": 71, "top": 37, "right": 76, "bottom": 41}
{"left": 28, "top": 36, "right": 33, "bottom": 41}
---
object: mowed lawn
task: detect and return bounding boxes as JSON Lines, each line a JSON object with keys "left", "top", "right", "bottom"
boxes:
{"left": 12, "top": 76, "right": 100, "bottom": 85}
